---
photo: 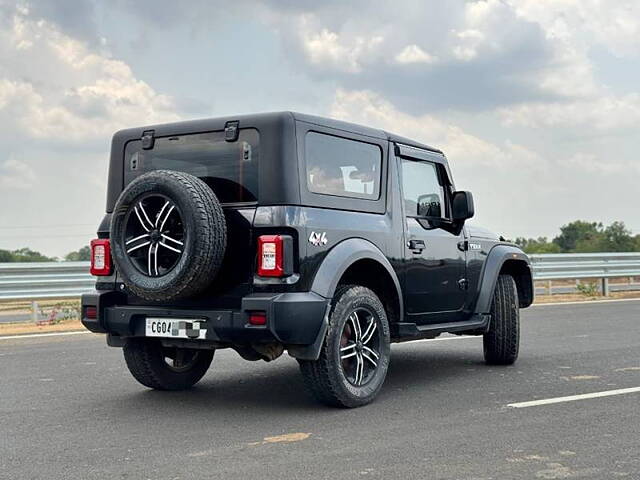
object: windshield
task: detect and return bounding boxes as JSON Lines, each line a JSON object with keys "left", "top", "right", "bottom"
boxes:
{"left": 124, "top": 128, "right": 259, "bottom": 204}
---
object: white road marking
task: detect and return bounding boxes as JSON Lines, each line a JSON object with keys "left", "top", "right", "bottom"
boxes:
{"left": 507, "top": 386, "right": 640, "bottom": 408}
{"left": 0, "top": 331, "right": 90, "bottom": 341}
{"left": 531, "top": 297, "right": 640, "bottom": 307}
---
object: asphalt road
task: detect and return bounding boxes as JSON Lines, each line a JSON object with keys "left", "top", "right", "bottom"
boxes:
{"left": 1, "top": 300, "right": 639, "bottom": 479}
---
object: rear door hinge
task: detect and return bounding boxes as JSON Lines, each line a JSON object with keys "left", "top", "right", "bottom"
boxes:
{"left": 457, "top": 278, "right": 469, "bottom": 291}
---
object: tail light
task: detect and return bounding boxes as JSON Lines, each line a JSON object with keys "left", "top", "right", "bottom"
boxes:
{"left": 248, "top": 311, "right": 267, "bottom": 326}
{"left": 257, "top": 235, "right": 293, "bottom": 277}
{"left": 84, "top": 306, "right": 97, "bottom": 319}
{"left": 90, "top": 239, "right": 112, "bottom": 276}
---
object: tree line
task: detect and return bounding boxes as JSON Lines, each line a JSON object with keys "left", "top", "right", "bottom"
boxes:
{"left": 0, "top": 246, "right": 90, "bottom": 262}
{"left": 513, "top": 221, "right": 640, "bottom": 254}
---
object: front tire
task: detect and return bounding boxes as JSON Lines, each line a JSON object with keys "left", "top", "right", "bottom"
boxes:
{"left": 483, "top": 274, "right": 520, "bottom": 365}
{"left": 123, "top": 338, "right": 214, "bottom": 390}
{"left": 299, "top": 285, "right": 391, "bottom": 408}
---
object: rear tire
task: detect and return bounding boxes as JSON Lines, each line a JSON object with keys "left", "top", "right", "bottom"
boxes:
{"left": 123, "top": 338, "right": 214, "bottom": 390}
{"left": 483, "top": 274, "right": 519, "bottom": 365}
{"left": 299, "top": 285, "right": 391, "bottom": 408}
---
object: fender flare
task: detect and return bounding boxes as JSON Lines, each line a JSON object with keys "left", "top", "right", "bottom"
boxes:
{"left": 289, "top": 238, "right": 403, "bottom": 361}
{"left": 473, "top": 245, "right": 532, "bottom": 315}
{"left": 310, "top": 238, "right": 404, "bottom": 319}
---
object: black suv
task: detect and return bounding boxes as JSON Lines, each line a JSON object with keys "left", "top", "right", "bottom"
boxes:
{"left": 82, "top": 112, "right": 533, "bottom": 407}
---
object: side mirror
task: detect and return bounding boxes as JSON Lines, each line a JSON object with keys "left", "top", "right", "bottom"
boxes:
{"left": 452, "top": 191, "right": 474, "bottom": 221}
{"left": 416, "top": 194, "right": 442, "bottom": 217}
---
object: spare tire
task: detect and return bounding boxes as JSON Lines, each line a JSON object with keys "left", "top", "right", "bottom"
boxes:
{"left": 110, "top": 170, "right": 226, "bottom": 302}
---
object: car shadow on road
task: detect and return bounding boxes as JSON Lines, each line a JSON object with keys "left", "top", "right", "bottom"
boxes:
{"left": 385, "top": 346, "right": 488, "bottom": 390}
{"left": 101, "top": 346, "right": 491, "bottom": 421}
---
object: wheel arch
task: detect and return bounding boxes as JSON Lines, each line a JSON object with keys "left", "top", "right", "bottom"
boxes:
{"left": 473, "top": 245, "right": 533, "bottom": 314}
{"left": 499, "top": 259, "right": 534, "bottom": 308}
{"left": 310, "top": 238, "right": 403, "bottom": 324}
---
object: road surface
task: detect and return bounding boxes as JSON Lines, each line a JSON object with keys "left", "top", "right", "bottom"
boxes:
{"left": 1, "top": 300, "right": 639, "bottom": 479}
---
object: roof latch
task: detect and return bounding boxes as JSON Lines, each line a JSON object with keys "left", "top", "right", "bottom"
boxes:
{"left": 224, "top": 121, "right": 239, "bottom": 142}
{"left": 141, "top": 130, "right": 155, "bottom": 150}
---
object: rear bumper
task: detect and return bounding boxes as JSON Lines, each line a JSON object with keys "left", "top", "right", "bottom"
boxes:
{"left": 81, "top": 290, "right": 329, "bottom": 347}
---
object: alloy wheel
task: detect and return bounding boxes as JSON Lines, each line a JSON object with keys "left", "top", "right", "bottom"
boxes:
{"left": 339, "top": 307, "right": 381, "bottom": 386}
{"left": 123, "top": 194, "right": 185, "bottom": 277}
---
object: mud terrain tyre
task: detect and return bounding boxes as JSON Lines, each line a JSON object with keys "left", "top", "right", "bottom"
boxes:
{"left": 483, "top": 274, "right": 520, "bottom": 365}
{"left": 110, "top": 170, "right": 226, "bottom": 302}
{"left": 299, "top": 285, "right": 391, "bottom": 408}
{"left": 123, "top": 338, "right": 214, "bottom": 390}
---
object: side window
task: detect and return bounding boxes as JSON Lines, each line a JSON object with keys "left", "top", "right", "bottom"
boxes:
{"left": 305, "top": 131, "right": 381, "bottom": 200}
{"left": 401, "top": 159, "right": 446, "bottom": 218}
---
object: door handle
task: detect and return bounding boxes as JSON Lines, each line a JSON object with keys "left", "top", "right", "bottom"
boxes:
{"left": 407, "top": 239, "right": 426, "bottom": 253}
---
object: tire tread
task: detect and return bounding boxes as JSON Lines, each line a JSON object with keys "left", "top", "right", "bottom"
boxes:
{"left": 483, "top": 274, "right": 519, "bottom": 365}
{"left": 111, "top": 170, "right": 226, "bottom": 302}
{"left": 123, "top": 338, "right": 213, "bottom": 390}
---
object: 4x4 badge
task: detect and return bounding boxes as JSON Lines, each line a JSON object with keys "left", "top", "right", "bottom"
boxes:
{"left": 309, "top": 231, "right": 328, "bottom": 246}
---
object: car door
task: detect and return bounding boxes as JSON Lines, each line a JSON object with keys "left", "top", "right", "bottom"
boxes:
{"left": 398, "top": 152, "right": 467, "bottom": 325}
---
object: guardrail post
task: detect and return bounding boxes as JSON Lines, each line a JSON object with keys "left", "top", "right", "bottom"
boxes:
{"left": 31, "top": 301, "right": 39, "bottom": 323}
{"left": 601, "top": 277, "right": 609, "bottom": 296}
{"left": 547, "top": 280, "right": 552, "bottom": 295}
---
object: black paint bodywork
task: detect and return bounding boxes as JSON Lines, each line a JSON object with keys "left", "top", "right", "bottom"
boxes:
{"left": 82, "top": 112, "right": 533, "bottom": 360}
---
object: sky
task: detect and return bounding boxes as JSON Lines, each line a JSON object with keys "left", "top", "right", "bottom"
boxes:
{"left": 0, "top": 0, "right": 639, "bottom": 258}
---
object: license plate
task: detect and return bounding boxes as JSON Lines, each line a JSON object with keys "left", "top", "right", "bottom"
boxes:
{"left": 145, "top": 318, "right": 207, "bottom": 340}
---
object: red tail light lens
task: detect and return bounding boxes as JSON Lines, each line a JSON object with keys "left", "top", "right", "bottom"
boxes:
{"left": 257, "top": 235, "right": 284, "bottom": 277}
{"left": 84, "top": 306, "right": 97, "bottom": 319}
{"left": 90, "top": 239, "right": 112, "bottom": 276}
{"left": 248, "top": 312, "right": 267, "bottom": 326}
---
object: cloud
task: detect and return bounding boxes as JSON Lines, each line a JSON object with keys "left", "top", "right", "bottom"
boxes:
{"left": 329, "top": 88, "right": 546, "bottom": 171}
{"left": 0, "top": 157, "right": 37, "bottom": 189}
{"left": 0, "top": 6, "right": 179, "bottom": 144}
{"left": 9, "top": 0, "right": 100, "bottom": 45}
{"left": 301, "top": 25, "right": 384, "bottom": 74}
{"left": 499, "top": 93, "right": 640, "bottom": 131}
{"left": 509, "top": 0, "right": 640, "bottom": 58}
{"left": 395, "top": 45, "right": 437, "bottom": 65}
{"left": 251, "top": 0, "right": 573, "bottom": 112}
{"left": 451, "top": 29, "right": 485, "bottom": 61}
{"left": 0, "top": 4, "right": 183, "bottom": 256}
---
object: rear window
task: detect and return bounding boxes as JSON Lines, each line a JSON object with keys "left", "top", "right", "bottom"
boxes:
{"left": 305, "top": 131, "right": 381, "bottom": 200}
{"left": 124, "top": 129, "right": 259, "bottom": 204}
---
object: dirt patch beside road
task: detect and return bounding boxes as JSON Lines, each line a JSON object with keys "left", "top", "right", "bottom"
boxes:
{"left": 0, "top": 319, "right": 83, "bottom": 336}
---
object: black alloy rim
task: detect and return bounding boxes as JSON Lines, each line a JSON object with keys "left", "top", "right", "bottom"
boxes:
{"left": 339, "top": 307, "right": 382, "bottom": 386}
{"left": 123, "top": 194, "right": 185, "bottom": 277}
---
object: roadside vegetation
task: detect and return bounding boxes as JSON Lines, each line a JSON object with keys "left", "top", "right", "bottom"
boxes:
{"left": 513, "top": 220, "right": 640, "bottom": 254}
{"left": 0, "top": 247, "right": 56, "bottom": 262}
{"left": 0, "top": 245, "right": 90, "bottom": 262}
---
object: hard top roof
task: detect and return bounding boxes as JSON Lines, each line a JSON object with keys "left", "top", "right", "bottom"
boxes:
{"left": 116, "top": 111, "right": 442, "bottom": 155}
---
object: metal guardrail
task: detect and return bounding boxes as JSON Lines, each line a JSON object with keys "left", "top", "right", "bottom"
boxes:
{"left": 529, "top": 252, "right": 640, "bottom": 280}
{"left": 529, "top": 252, "right": 640, "bottom": 295}
{"left": 0, "top": 253, "right": 639, "bottom": 301}
{"left": 0, "top": 262, "right": 94, "bottom": 300}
